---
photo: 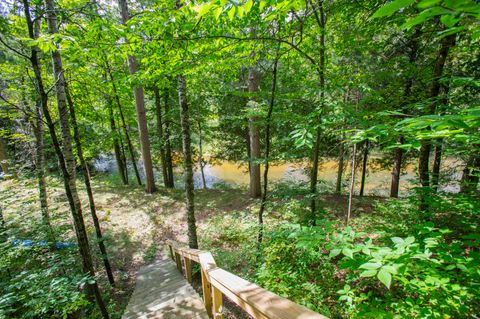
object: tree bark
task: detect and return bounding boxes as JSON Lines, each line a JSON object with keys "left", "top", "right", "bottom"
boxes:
{"left": 390, "top": 27, "right": 421, "bottom": 197}
{"left": 390, "top": 136, "right": 404, "bottom": 198}
{"left": 0, "top": 136, "right": 9, "bottom": 175}
{"left": 33, "top": 100, "right": 55, "bottom": 246}
{"left": 258, "top": 57, "right": 278, "bottom": 247}
{"left": 35, "top": 0, "right": 109, "bottom": 316}
{"left": 197, "top": 121, "right": 207, "bottom": 189}
{"left": 418, "top": 33, "right": 456, "bottom": 188}
{"left": 431, "top": 141, "right": 443, "bottom": 192}
{"left": 177, "top": 75, "right": 199, "bottom": 249}
{"left": 118, "top": 0, "right": 156, "bottom": 193}
{"left": 163, "top": 89, "right": 175, "bottom": 188}
{"left": 359, "top": 140, "right": 369, "bottom": 197}
{"left": 105, "top": 61, "right": 142, "bottom": 186}
{"left": 247, "top": 66, "right": 261, "bottom": 198}
{"left": 107, "top": 85, "right": 127, "bottom": 185}
{"left": 118, "top": 131, "right": 129, "bottom": 184}
{"left": 309, "top": 0, "right": 326, "bottom": 225}
{"left": 154, "top": 86, "right": 169, "bottom": 187}
{"left": 460, "top": 150, "right": 480, "bottom": 194}
{"left": 335, "top": 141, "right": 344, "bottom": 194}
{"left": 346, "top": 143, "right": 357, "bottom": 225}
{"left": 65, "top": 88, "right": 115, "bottom": 286}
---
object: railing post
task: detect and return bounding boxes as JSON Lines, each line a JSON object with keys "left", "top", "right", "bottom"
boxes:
{"left": 212, "top": 286, "right": 223, "bottom": 319}
{"left": 201, "top": 269, "right": 213, "bottom": 318}
{"left": 174, "top": 251, "right": 182, "bottom": 274}
{"left": 168, "top": 245, "right": 174, "bottom": 260}
{"left": 184, "top": 257, "right": 192, "bottom": 283}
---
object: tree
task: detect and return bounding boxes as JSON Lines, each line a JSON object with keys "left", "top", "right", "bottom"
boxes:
{"left": 177, "top": 75, "right": 199, "bottom": 249}
{"left": 118, "top": 0, "right": 156, "bottom": 193}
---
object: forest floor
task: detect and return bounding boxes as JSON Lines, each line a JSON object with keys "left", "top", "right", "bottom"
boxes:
{"left": 0, "top": 173, "right": 381, "bottom": 318}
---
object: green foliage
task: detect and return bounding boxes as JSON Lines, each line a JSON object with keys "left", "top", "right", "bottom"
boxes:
{"left": 258, "top": 194, "right": 480, "bottom": 318}
{"left": 0, "top": 243, "right": 90, "bottom": 319}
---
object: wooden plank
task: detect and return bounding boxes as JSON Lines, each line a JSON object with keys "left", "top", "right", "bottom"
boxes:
{"left": 167, "top": 240, "right": 330, "bottom": 319}
{"left": 208, "top": 269, "right": 329, "bottom": 319}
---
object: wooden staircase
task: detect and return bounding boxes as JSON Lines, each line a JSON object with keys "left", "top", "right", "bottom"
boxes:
{"left": 123, "top": 240, "right": 329, "bottom": 319}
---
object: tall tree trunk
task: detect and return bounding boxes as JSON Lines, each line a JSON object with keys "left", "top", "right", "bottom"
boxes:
{"left": 197, "top": 121, "right": 207, "bottom": 189}
{"left": 65, "top": 89, "right": 115, "bottom": 286}
{"left": 460, "top": 150, "right": 480, "bottom": 194}
{"left": 118, "top": 0, "right": 156, "bottom": 193}
{"left": 359, "top": 140, "right": 369, "bottom": 197}
{"left": 391, "top": 27, "right": 421, "bottom": 197}
{"left": 418, "top": 33, "right": 456, "bottom": 188}
{"left": 335, "top": 141, "right": 344, "bottom": 195}
{"left": 346, "top": 143, "right": 357, "bottom": 225}
{"left": 106, "top": 84, "right": 127, "bottom": 185}
{"left": 177, "top": 75, "right": 199, "bottom": 249}
{"left": 309, "top": 0, "right": 326, "bottom": 225}
{"left": 390, "top": 136, "right": 404, "bottom": 198}
{"left": 34, "top": 0, "right": 109, "bottom": 316}
{"left": 163, "top": 89, "right": 175, "bottom": 188}
{"left": 431, "top": 140, "right": 443, "bottom": 192}
{"left": 153, "top": 86, "right": 169, "bottom": 187}
{"left": 105, "top": 61, "right": 142, "bottom": 186}
{"left": 258, "top": 57, "right": 278, "bottom": 247}
{"left": 118, "top": 131, "right": 129, "bottom": 184}
{"left": 0, "top": 136, "right": 9, "bottom": 175}
{"left": 247, "top": 66, "right": 261, "bottom": 198}
{"left": 33, "top": 100, "right": 55, "bottom": 246}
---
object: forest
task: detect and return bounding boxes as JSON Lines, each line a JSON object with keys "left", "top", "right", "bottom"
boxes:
{"left": 0, "top": 0, "right": 479, "bottom": 318}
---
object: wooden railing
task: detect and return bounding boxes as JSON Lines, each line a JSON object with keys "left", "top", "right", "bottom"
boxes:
{"left": 167, "top": 240, "right": 329, "bottom": 319}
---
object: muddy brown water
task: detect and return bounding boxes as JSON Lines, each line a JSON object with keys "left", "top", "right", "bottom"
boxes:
{"left": 197, "top": 158, "right": 464, "bottom": 196}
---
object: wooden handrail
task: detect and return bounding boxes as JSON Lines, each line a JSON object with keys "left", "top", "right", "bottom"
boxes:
{"left": 166, "top": 240, "right": 329, "bottom": 319}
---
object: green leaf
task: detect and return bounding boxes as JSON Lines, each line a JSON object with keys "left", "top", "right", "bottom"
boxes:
{"left": 360, "top": 269, "right": 378, "bottom": 277}
{"left": 244, "top": 0, "right": 253, "bottom": 14}
{"left": 391, "top": 237, "right": 404, "bottom": 245}
{"left": 359, "top": 262, "right": 382, "bottom": 270}
{"left": 228, "top": 6, "right": 235, "bottom": 21}
{"left": 342, "top": 247, "right": 353, "bottom": 259}
{"left": 329, "top": 249, "right": 341, "bottom": 258}
{"left": 372, "top": 0, "right": 415, "bottom": 18}
{"left": 381, "top": 265, "right": 398, "bottom": 275}
{"left": 377, "top": 268, "right": 392, "bottom": 288}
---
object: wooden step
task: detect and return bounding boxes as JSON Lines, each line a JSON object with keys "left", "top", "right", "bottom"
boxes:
{"left": 122, "top": 255, "right": 209, "bottom": 319}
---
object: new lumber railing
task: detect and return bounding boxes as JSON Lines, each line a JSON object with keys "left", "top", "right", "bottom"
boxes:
{"left": 167, "top": 240, "right": 329, "bottom": 319}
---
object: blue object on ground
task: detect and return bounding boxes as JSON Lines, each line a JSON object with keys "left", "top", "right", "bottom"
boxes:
{"left": 11, "top": 239, "right": 76, "bottom": 249}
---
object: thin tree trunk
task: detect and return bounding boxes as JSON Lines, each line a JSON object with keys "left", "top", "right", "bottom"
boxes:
{"left": 391, "top": 27, "right": 421, "bottom": 197}
{"left": 65, "top": 89, "right": 115, "bottom": 286}
{"left": 460, "top": 150, "right": 480, "bottom": 194}
{"left": 431, "top": 140, "right": 443, "bottom": 192}
{"left": 108, "top": 95, "right": 127, "bottom": 185}
{"left": 118, "top": 131, "right": 129, "bottom": 184}
{"left": 346, "top": 143, "right": 357, "bottom": 225}
{"left": 118, "top": 0, "right": 156, "bottom": 193}
{"left": 177, "top": 75, "right": 198, "bottom": 249}
{"left": 154, "top": 86, "right": 169, "bottom": 187}
{"left": 247, "top": 66, "right": 261, "bottom": 198}
{"left": 418, "top": 33, "right": 456, "bottom": 188}
{"left": 335, "top": 141, "right": 344, "bottom": 194}
{"left": 197, "top": 121, "right": 207, "bottom": 189}
{"left": 309, "top": 0, "right": 326, "bottom": 225}
{"left": 163, "top": 89, "right": 175, "bottom": 188}
{"left": 34, "top": 0, "right": 109, "bottom": 316}
{"left": 258, "top": 57, "right": 278, "bottom": 247}
{"left": 0, "top": 136, "right": 9, "bottom": 175}
{"left": 359, "top": 140, "right": 369, "bottom": 197}
{"left": 33, "top": 100, "right": 55, "bottom": 246}
{"left": 105, "top": 61, "right": 142, "bottom": 186}
{"left": 390, "top": 136, "right": 404, "bottom": 198}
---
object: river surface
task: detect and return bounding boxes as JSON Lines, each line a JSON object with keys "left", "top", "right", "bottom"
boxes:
{"left": 93, "top": 156, "right": 463, "bottom": 196}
